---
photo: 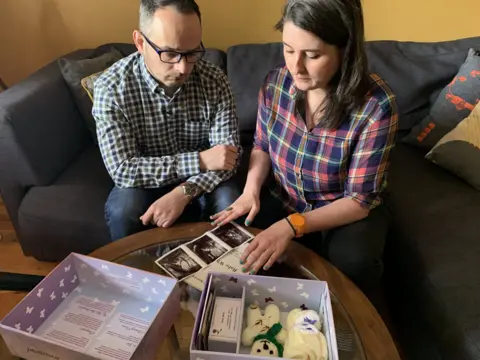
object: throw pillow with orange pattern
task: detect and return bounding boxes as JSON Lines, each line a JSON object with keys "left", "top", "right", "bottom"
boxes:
{"left": 425, "top": 102, "right": 480, "bottom": 190}
{"left": 403, "top": 48, "right": 480, "bottom": 150}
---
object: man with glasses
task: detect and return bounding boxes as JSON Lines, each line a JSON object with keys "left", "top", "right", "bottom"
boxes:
{"left": 93, "top": 0, "right": 241, "bottom": 241}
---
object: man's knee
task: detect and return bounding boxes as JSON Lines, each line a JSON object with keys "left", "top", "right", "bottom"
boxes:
{"left": 106, "top": 188, "right": 150, "bottom": 220}
{"left": 209, "top": 179, "right": 241, "bottom": 213}
{"left": 105, "top": 187, "right": 152, "bottom": 240}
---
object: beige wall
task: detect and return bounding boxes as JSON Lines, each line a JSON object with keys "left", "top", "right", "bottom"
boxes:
{"left": 0, "top": 0, "right": 479, "bottom": 86}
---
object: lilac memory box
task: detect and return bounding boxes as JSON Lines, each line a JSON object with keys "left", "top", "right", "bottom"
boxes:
{"left": 0, "top": 253, "right": 181, "bottom": 360}
{"left": 190, "top": 271, "right": 339, "bottom": 360}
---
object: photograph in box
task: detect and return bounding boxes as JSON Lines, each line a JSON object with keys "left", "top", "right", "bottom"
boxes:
{"left": 190, "top": 272, "right": 338, "bottom": 360}
{"left": 0, "top": 253, "right": 181, "bottom": 360}
{"left": 209, "top": 222, "right": 253, "bottom": 248}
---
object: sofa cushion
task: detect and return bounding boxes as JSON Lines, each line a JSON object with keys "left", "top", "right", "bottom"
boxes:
{"left": 226, "top": 43, "right": 284, "bottom": 145}
{"left": 365, "top": 37, "right": 480, "bottom": 132}
{"left": 386, "top": 143, "right": 480, "bottom": 358}
{"left": 0, "top": 49, "right": 97, "bottom": 190}
{"left": 81, "top": 71, "right": 103, "bottom": 101}
{"left": 18, "top": 145, "right": 113, "bottom": 261}
{"left": 94, "top": 43, "right": 137, "bottom": 58}
{"left": 425, "top": 102, "right": 480, "bottom": 190}
{"left": 403, "top": 48, "right": 480, "bottom": 149}
{"left": 59, "top": 48, "right": 124, "bottom": 143}
{"left": 202, "top": 49, "right": 228, "bottom": 73}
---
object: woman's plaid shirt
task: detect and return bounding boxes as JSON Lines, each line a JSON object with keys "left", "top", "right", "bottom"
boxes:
{"left": 253, "top": 67, "right": 398, "bottom": 213}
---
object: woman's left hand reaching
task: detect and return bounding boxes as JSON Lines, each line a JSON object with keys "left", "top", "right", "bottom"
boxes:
{"left": 240, "top": 219, "right": 295, "bottom": 274}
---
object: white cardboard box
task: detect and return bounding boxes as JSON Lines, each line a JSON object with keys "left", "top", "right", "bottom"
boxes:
{"left": 0, "top": 253, "right": 181, "bottom": 360}
{"left": 190, "top": 271, "right": 339, "bottom": 360}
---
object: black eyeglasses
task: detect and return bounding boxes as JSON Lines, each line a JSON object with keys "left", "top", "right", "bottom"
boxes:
{"left": 142, "top": 32, "right": 205, "bottom": 64}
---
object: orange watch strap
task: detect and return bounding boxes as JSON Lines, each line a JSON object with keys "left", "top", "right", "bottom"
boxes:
{"left": 287, "top": 213, "right": 306, "bottom": 238}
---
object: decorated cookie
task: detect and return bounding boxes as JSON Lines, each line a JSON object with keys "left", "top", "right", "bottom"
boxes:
{"left": 283, "top": 308, "right": 328, "bottom": 360}
{"left": 251, "top": 323, "right": 285, "bottom": 357}
{"left": 241, "top": 303, "right": 287, "bottom": 346}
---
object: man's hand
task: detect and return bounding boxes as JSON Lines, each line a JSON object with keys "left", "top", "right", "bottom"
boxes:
{"left": 199, "top": 145, "right": 238, "bottom": 171}
{"left": 140, "top": 187, "right": 189, "bottom": 228}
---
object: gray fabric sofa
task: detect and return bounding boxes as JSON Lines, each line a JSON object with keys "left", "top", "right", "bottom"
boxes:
{"left": 1, "top": 37, "right": 480, "bottom": 359}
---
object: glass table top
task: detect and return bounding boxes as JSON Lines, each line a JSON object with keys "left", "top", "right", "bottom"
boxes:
{"left": 114, "top": 238, "right": 366, "bottom": 360}
{"left": 0, "top": 237, "right": 366, "bottom": 360}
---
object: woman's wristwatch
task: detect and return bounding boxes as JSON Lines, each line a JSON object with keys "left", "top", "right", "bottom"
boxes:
{"left": 285, "top": 213, "right": 306, "bottom": 238}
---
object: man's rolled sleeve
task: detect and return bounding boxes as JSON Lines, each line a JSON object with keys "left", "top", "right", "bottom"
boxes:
{"left": 344, "top": 101, "right": 398, "bottom": 209}
{"left": 176, "top": 152, "right": 201, "bottom": 179}
{"left": 186, "top": 72, "right": 241, "bottom": 193}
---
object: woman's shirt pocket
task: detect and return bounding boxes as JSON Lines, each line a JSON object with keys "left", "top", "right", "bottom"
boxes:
{"left": 301, "top": 133, "right": 352, "bottom": 192}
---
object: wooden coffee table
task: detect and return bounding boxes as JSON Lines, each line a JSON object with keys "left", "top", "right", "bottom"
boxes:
{"left": 90, "top": 222, "right": 399, "bottom": 360}
{"left": 0, "top": 222, "right": 400, "bottom": 360}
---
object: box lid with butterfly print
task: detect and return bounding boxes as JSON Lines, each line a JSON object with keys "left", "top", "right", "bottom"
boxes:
{"left": 0, "top": 252, "right": 181, "bottom": 360}
{"left": 190, "top": 271, "right": 339, "bottom": 360}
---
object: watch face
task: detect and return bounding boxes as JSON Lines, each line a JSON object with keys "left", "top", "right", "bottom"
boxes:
{"left": 291, "top": 214, "right": 305, "bottom": 227}
{"left": 184, "top": 183, "right": 197, "bottom": 196}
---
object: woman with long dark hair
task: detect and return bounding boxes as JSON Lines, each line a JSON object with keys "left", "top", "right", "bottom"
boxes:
{"left": 212, "top": 0, "right": 398, "bottom": 300}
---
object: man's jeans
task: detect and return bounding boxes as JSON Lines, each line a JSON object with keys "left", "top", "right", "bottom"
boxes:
{"left": 105, "top": 179, "right": 241, "bottom": 241}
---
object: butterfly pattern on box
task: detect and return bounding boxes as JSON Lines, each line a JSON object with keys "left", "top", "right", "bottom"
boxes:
{"left": 0, "top": 253, "right": 177, "bottom": 334}
{"left": 0, "top": 256, "right": 78, "bottom": 334}
{"left": 211, "top": 273, "right": 325, "bottom": 313}
{"left": 72, "top": 254, "right": 176, "bottom": 302}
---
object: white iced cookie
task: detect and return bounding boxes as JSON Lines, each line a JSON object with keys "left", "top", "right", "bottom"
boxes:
{"left": 286, "top": 309, "right": 322, "bottom": 330}
{"left": 241, "top": 304, "right": 287, "bottom": 346}
{"left": 284, "top": 308, "right": 328, "bottom": 360}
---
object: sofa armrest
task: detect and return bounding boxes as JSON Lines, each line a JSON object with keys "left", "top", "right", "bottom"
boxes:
{"left": 0, "top": 50, "right": 93, "bottom": 229}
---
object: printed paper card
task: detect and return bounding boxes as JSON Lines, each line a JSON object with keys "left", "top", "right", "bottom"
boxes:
{"left": 183, "top": 243, "right": 250, "bottom": 291}
{"left": 34, "top": 288, "right": 159, "bottom": 360}
{"left": 154, "top": 222, "right": 254, "bottom": 291}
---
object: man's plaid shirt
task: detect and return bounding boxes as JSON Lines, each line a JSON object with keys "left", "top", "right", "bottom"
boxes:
{"left": 254, "top": 67, "right": 398, "bottom": 213}
{"left": 92, "top": 52, "right": 241, "bottom": 193}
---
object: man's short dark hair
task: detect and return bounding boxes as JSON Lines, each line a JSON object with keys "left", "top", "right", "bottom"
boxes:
{"left": 140, "top": 0, "right": 201, "bottom": 32}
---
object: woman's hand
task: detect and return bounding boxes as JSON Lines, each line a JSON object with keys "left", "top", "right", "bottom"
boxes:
{"left": 210, "top": 191, "right": 260, "bottom": 226}
{"left": 239, "top": 219, "right": 295, "bottom": 274}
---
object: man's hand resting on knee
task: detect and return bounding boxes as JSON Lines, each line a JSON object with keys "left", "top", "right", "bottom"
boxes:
{"left": 140, "top": 187, "right": 190, "bottom": 228}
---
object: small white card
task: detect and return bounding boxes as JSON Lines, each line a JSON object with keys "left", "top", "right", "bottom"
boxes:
{"left": 208, "top": 297, "right": 242, "bottom": 343}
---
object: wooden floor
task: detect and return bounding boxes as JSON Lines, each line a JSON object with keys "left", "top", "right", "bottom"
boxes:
{"left": 0, "top": 197, "right": 57, "bottom": 320}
